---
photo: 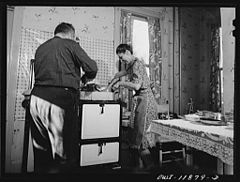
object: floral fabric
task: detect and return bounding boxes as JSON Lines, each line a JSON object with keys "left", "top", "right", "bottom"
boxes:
{"left": 209, "top": 25, "right": 222, "bottom": 112}
{"left": 127, "top": 59, "right": 158, "bottom": 149}
{"left": 148, "top": 17, "right": 162, "bottom": 104}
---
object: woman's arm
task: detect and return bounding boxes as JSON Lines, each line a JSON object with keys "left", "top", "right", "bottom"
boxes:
{"left": 118, "top": 81, "right": 142, "bottom": 91}
{"left": 105, "top": 70, "right": 127, "bottom": 91}
{"left": 113, "top": 70, "right": 128, "bottom": 79}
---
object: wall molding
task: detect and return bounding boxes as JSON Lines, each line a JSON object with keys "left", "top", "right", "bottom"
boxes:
{"left": 118, "top": 7, "right": 161, "bottom": 18}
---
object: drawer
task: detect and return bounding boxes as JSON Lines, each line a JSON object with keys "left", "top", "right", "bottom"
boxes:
{"left": 80, "top": 142, "right": 119, "bottom": 166}
{"left": 81, "top": 104, "right": 120, "bottom": 139}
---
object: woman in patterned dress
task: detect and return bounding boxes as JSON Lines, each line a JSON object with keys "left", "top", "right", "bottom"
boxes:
{"left": 111, "top": 44, "right": 158, "bottom": 170}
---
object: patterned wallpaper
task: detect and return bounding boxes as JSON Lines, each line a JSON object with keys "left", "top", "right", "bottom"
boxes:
{"left": 158, "top": 7, "right": 175, "bottom": 107}
{"left": 22, "top": 7, "right": 114, "bottom": 40}
{"left": 160, "top": 7, "right": 181, "bottom": 114}
{"left": 158, "top": 7, "right": 172, "bottom": 105}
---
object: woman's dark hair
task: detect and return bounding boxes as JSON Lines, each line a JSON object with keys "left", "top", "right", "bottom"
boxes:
{"left": 54, "top": 22, "right": 75, "bottom": 35}
{"left": 116, "top": 44, "right": 133, "bottom": 54}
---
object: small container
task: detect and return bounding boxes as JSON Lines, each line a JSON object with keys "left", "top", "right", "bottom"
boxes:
{"left": 225, "top": 112, "right": 234, "bottom": 123}
{"left": 215, "top": 113, "right": 222, "bottom": 120}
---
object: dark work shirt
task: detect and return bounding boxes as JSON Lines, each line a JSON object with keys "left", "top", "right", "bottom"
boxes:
{"left": 33, "top": 36, "right": 98, "bottom": 90}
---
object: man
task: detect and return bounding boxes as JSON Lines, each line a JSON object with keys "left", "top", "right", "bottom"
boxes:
{"left": 29, "top": 22, "right": 98, "bottom": 173}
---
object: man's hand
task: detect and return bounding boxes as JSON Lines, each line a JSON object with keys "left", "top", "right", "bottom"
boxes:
{"left": 81, "top": 74, "right": 93, "bottom": 85}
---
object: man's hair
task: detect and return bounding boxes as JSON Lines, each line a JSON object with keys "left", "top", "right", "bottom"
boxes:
{"left": 116, "top": 44, "right": 133, "bottom": 54}
{"left": 54, "top": 22, "right": 75, "bottom": 35}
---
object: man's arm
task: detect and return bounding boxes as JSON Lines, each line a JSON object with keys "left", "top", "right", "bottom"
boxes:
{"left": 74, "top": 43, "right": 98, "bottom": 81}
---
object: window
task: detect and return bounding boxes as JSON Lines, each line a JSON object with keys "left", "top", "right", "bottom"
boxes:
{"left": 119, "top": 9, "right": 162, "bottom": 109}
{"left": 132, "top": 16, "right": 150, "bottom": 76}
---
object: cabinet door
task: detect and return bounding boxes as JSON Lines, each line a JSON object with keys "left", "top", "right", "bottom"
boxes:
{"left": 81, "top": 104, "right": 120, "bottom": 139}
{"left": 80, "top": 142, "right": 119, "bottom": 166}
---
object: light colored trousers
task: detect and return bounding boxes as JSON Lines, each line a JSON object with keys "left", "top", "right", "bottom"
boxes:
{"left": 30, "top": 95, "right": 66, "bottom": 159}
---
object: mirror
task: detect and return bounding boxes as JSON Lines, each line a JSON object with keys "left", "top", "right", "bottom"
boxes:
{"left": 179, "top": 7, "right": 235, "bottom": 123}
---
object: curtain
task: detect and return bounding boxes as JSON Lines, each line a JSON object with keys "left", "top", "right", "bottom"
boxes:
{"left": 209, "top": 24, "right": 221, "bottom": 112}
{"left": 119, "top": 11, "right": 133, "bottom": 112}
{"left": 148, "top": 17, "right": 162, "bottom": 105}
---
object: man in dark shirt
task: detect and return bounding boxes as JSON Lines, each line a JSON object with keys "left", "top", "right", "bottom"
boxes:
{"left": 29, "top": 22, "right": 98, "bottom": 173}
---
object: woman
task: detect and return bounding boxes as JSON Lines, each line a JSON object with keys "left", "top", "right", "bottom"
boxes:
{"left": 111, "top": 44, "right": 158, "bottom": 171}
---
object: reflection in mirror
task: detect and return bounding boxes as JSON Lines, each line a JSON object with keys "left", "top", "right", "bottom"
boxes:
{"left": 179, "top": 7, "right": 235, "bottom": 124}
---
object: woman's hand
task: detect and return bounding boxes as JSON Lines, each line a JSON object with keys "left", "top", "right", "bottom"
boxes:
{"left": 111, "top": 83, "right": 119, "bottom": 92}
{"left": 105, "top": 78, "right": 120, "bottom": 92}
